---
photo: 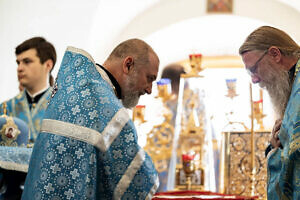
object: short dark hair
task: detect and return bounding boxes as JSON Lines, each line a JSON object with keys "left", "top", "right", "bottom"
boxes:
{"left": 15, "top": 37, "right": 57, "bottom": 86}
{"left": 16, "top": 37, "right": 56, "bottom": 65}
{"left": 161, "top": 64, "right": 185, "bottom": 95}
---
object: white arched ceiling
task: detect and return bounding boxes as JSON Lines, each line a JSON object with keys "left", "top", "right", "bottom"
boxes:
{"left": 117, "top": 0, "right": 300, "bottom": 41}
{"left": 144, "top": 15, "right": 267, "bottom": 68}
{"left": 118, "top": 0, "right": 300, "bottom": 133}
{"left": 110, "top": 0, "right": 300, "bottom": 67}
{"left": 1, "top": 0, "right": 299, "bottom": 103}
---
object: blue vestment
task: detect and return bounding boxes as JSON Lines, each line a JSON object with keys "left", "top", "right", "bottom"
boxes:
{"left": 0, "top": 87, "right": 50, "bottom": 173}
{"left": 0, "top": 88, "right": 51, "bottom": 143}
{"left": 0, "top": 81, "right": 50, "bottom": 199}
{"left": 267, "top": 59, "right": 300, "bottom": 199}
{"left": 22, "top": 47, "right": 159, "bottom": 200}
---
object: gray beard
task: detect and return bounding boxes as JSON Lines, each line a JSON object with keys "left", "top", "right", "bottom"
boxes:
{"left": 259, "top": 61, "right": 292, "bottom": 118}
{"left": 121, "top": 71, "right": 140, "bottom": 109}
{"left": 122, "top": 92, "right": 140, "bottom": 109}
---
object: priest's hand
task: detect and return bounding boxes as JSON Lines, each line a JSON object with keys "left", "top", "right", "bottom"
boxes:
{"left": 270, "top": 119, "right": 282, "bottom": 148}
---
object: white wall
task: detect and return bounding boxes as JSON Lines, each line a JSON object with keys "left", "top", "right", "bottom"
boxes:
{"left": 0, "top": 0, "right": 100, "bottom": 102}
{"left": 114, "top": 0, "right": 300, "bottom": 68}
{"left": 0, "top": 0, "right": 300, "bottom": 104}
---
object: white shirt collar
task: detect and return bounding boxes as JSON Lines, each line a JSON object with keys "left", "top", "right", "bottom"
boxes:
{"left": 26, "top": 84, "right": 50, "bottom": 98}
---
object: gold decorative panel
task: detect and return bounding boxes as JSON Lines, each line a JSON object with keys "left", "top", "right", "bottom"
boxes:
{"left": 220, "top": 131, "right": 270, "bottom": 199}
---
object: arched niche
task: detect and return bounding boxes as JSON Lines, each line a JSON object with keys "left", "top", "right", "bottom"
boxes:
{"left": 117, "top": 0, "right": 300, "bottom": 42}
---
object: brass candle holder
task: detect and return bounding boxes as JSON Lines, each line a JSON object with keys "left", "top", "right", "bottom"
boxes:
{"left": 248, "top": 89, "right": 266, "bottom": 131}
{"left": 253, "top": 99, "right": 266, "bottom": 131}
{"left": 189, "top": 54, "right": 203, "bottom": 74}
{"left": 225, "top": 78, "right": 238, "bottom": 99}
{"left": 156, "top": 78, "right": 172, "bottom": 103}
{"left": 132, "top": 105, "right": 146, "bottom": 124}
{"left": 182, "top": 153, "right": 196, "bottom": 190}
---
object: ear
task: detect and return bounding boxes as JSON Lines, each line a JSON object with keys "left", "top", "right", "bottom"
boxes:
{"left": 268, "top": 46, "right": 282, "bottom": 63}
{"left": 44, "top": 59, "right": 54, "bottom": 73}
{"left": 122, "top": 56, "right": 134, "bottom": 74}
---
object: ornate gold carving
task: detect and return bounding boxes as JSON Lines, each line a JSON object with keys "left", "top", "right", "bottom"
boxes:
{"left": 221, "top": 131, "right": 269, "bottom": 199}
{"left": 175, "top": 85, "right": 206, "bottom": 190}
{"left": 181, "top": 54, "right": 204, "bottom": 78}
{"left": 0, "top": 115, "right": 20, "bottom": 146}
{"left": 232, "top": 137, "right": 245, "bottom": 151}
{"left": 144, "top": 111, "right": 174, "bottom": 173}
{"left": 143, "top": 80, "right": 175, "bottom": 173}
{"left": 2, "top": 102, "right": 7, "bottom": 115}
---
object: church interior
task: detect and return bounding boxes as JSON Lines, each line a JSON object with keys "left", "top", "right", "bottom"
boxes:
{"left": 0, "top": 0, "right": 300, "bottom": 199}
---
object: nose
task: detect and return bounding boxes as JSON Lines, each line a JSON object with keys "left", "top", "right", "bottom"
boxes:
{"left": 17, "top": 63, "right": 24, "bottom": 73}
{"left": 251, "top": 74, "right": 261, "bottom": 84}
{"left": 145, "top": 87, "right": 152, "bottom": 94}
{"left": 145, "top": 83, "right": 153, "bottom": 94}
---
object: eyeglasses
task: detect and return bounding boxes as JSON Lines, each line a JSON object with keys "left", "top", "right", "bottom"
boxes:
{"left": 247, "top": 51, "right": 267, "bottom": 75}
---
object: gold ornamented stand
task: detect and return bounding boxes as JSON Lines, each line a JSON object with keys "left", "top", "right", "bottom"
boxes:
{"left": 220, "top": 84, "right": 268, "bottom": 199}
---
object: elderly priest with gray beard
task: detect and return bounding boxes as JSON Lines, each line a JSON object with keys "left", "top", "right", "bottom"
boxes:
{"left": 239, "top": 26, "right": 300, "bottom": 200}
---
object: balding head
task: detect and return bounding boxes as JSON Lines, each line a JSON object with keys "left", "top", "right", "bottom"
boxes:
{"left": 103, "top": 38, "right": 160, "bottom": 108}
{"left": 106, "top": 38, "right": 159, "bottom": 68}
